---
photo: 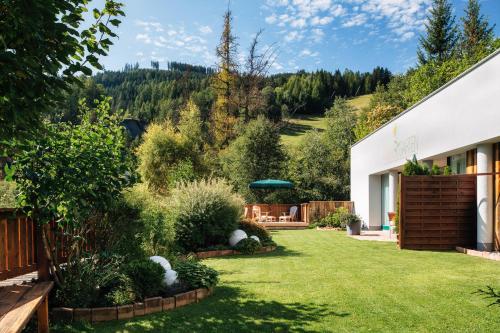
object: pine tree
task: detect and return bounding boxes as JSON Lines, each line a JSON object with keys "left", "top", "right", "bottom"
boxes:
{"left": 461, "top": 0, "right": 495, "bottom": 57}
{"left": 417, "top": 0, "right": 459, "bottom": 65}
{"left": 211, "top": 8, "right": 239, "bottom": 148}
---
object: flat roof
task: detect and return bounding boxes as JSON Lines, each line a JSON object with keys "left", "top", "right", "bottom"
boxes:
{"left": 351, "top": 48, "right": 500, "bottom": 148}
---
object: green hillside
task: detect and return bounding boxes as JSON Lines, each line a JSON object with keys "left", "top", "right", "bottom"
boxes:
{"left": 280, "top": 94, "right": 372, "bottom": 147}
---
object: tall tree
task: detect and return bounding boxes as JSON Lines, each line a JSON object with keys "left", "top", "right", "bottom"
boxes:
{"left": 461, "top": 0, "right": 495, "bottom": 57}
{"left": 211, "top": 8, "right": 239, "bottom": 148}
{"left": 417, "top": 0, "right": 459, "bottom": 65}
{"left": 0, "top": 0, "right": 124, "bottom": 140}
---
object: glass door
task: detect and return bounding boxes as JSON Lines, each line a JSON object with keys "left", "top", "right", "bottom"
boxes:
{"left": 381, "top": 174, "right": 390, "bottom": 230}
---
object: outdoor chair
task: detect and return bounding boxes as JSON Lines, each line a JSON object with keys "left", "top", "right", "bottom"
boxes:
{"left": 279, "top": 206, "right": 298, "bottom": 222}
{"left": 252, "top": 205, "right": 276, "bottom": 223}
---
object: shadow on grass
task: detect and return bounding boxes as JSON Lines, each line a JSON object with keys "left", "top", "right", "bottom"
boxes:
{"left": 212, "top": 245, "right": 304, "bottom": 261}
{"left": 280, "top": 119, "right": 324, "bottom": 138}
{"left": 54, "top": 286, "right": 349, "bottom": 333}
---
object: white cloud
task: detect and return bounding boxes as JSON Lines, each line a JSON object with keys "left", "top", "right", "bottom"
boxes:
{"left": 136, "top": 33, "right": 152, "bottom": 44}
{"left": 265, "top": 13, "right": 278, "bottom": 24}
{"left": 342, "top": 13, "right": 367, "bottom": 27}
{"left": 284, "top": 30, "right": 304, "bottom": 42}
{"left": 311, "top": 16, "right": 333, "bottom": 26}
{"left": 311, "top": 28, "right": 324, "bottom": 42}
{"left": 300, "top": 48, "right": 319, "bottom": 57}
{"left": 199, "top": 25, "right": 213, "bottom": 34}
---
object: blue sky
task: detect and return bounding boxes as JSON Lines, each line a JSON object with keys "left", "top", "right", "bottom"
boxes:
{"left": 95, "top": 0, "right": 500, "bottom": 74}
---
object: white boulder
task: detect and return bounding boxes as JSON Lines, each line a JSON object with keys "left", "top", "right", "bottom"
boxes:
{"left": 229, "top": 229, "right": 248, "bottom": 247}
{"left": 250, "top": 235, "right": 260, "bottom": 243}
{"left": 164, "top": 269, "right": 178, "bottom": 286}
{"left": 149, "top": 256, "right": 171, "bottom": 271}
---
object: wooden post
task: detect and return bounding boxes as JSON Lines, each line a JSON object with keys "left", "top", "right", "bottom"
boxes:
{"left": 494, "top": 143, "right": 500, "bottom": 251}
{"left": 37, "top": 296, "right": 49, "bottom": 333}
{"left": 36, "top": 223, "right": 50, "bottom": 281}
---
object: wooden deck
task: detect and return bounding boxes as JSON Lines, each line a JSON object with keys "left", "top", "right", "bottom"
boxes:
{"left": 259, "top": 222, "right": 309, "bottom": 230}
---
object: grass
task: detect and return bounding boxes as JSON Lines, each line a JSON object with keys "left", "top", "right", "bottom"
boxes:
{"left": 280, "top": 94, "right": 372, "bottom": 148}
{"left": 348, "top": 94, "right": 372, "bottom": 113}
{"left": 54, "top": 230, "right": 500, "bottom": 333}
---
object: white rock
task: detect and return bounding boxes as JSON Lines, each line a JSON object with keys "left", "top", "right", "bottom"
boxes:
{"left": 250, "top": 235, "right": 260, "bottom": 243}
{"left": 229, "top": 229, "right": 248, "bottom": 247}
{"left": 164, "top": 269, "right": 178, "bottom": 286}
{"left": 149, "top": 256, "right": 171, "bottom": 271}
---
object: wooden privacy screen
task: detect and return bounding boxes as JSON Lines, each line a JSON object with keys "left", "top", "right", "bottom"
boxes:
{"left": 399, "top": 175, "right": 477, "bottom": 250}
{"left": 245, "top": 204, "right": 302, "bottom": 221}
{"left": 244, "top": 201, "right": 354, "bottom": 224}
{"left": 0, "top": 209, "right": 37, "bottom": 281}
{"left": 306, "top": 201, "right": 354, "bottom": 223}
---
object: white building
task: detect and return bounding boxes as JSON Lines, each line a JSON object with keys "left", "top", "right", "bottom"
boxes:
{"left": 350, "top": 49, "right": 500, "bottom": 251}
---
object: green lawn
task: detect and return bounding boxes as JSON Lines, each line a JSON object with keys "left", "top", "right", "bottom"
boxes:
{"left": 54, "top": 230, "right": 500, "bottom": 333}
{"left": 280, "top": 95, "right": 372, "bottom": 147}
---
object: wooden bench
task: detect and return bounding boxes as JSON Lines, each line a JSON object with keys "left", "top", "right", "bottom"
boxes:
{"left": 0, "top": 282, "right": 53, "bottom": 333}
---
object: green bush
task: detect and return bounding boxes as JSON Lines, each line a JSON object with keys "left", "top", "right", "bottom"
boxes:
{"left": 123, "top": 259, "right": 165, "bottom": 300}
{"left": 94, "top": 196, "right": 145, "bottom": 260}
{"left": 234, "top": 238, "right": 261, "bottom": 255}
{"left": 238, "top": 220, "right": 272, "bottom": 242}
{"left": 0, "top": 181, "right": 17, "bottom": 208}
{"left": 170, "top": 178, "right": 244, "bottom": 252}
{"left": 311, "top": 207, "right": 360, "bottom": 229}
{"left": 124, "top": 184, "right": 176, "bottom": 257}
{"left": 175, "top": 260, "right": 219, "bottom": 289}
{"left": 54, "top": 253, "right": 130, "bottom": 308}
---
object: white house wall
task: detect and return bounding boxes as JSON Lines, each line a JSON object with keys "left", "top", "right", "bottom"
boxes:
{"left": 351, "top": 50, "right": 500, "bottom": 228}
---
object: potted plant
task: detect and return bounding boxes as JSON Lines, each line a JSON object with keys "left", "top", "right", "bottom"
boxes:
{"left": 346, "top": 213, "right": 362, "bottom": 236}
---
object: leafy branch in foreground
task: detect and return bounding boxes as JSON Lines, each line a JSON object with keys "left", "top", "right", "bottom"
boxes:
{"left": 0, "top": 0, "right": 124, "bottom": 140}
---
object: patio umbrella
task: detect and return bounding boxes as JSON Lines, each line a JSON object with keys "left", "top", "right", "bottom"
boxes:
{"left": 248, "top": 179, "right": 294, "bottom": 189}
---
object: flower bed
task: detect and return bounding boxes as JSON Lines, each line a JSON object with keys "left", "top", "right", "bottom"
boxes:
{"left": 195, "top": 245, "right": 277, "bottom": 259}
{"left": 52, "top": 287, "right": 214, "bottom": 323}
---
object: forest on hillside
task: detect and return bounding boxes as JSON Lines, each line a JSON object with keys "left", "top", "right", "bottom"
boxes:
{"left": 60, "top": 62, "right": 392, "bottom": 125}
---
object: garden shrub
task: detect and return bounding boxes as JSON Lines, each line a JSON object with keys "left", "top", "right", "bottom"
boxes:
{"left": 234, "top": 238, "right": 261, "bottom": 254}
{"left": 239, "top": 220, "right": 272, "bottom": 242}
{"left": 124, "top": 184, "right": 176, "bottom": 257}
{"left": 0, "top": 181, "right": 17, "bottom": 208}
{"left": 94, "top": 196, "right": 145, "bottom": 260}
{"left": 123, "top": 259, "right": 166, "bottom": 300}
{"left": 54, "top": 253, "right": 129, "bottom": 308}
{"left": 170, "top": 178, "right": 244, "bottom": 252}
{"left": 311, "top": 207, "right": 360, "bottom": 229}
{"left": 175, "top": 260, "right": 219, "bottom": 289}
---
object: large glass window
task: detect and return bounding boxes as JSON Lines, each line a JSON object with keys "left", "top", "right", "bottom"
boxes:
{"left": 449, "top": 153, "right": 466, "bottom": 174}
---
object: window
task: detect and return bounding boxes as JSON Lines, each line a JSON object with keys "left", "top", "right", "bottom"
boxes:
{"left": 449, "top": 153, "right": 466, "bottom": 174}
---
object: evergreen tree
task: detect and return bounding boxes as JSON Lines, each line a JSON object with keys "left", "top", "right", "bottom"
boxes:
{"left": 461, "top": 0, "right": 495, "bottom": 57}
{"left": 417, "top": 0, "right": 459, "bottom": 65}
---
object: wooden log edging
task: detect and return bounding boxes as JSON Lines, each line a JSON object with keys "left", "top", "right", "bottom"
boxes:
{"left": 456, "top": 246, "right": 500, "bottom": 261}
{"left": 51, "top": 287, "right": 214, "bottom": 324}
{"left": 195, "top": 245, "right": 277, "bottom": 259}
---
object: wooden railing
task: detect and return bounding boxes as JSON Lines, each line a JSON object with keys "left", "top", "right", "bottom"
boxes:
{"left": 0, "top": 209, "right": 38, "bottom": 281}
{"left": 244, "top": 201, "right": 354, "bottom": 224}
{"left": 244, "top": 204, "right": 301, "bottom": 222}
{"left": 0, "top": 209, "right": 94, "bottom": 282}
{"left": 305, "top": 201, "right": 354, "bottom": 224}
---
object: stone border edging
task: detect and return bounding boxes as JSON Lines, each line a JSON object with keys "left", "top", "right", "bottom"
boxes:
{"left": 52, "top": 287, "right": 214, "bottom": 323}
{"left": 456, "top": 246, "right": 500, "bottom": 261}
{"left": 195, "top": 245, "right": 276, "bottom": 259}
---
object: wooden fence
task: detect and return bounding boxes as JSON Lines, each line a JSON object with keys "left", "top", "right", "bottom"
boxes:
{"left": 0, "top": 209, "right": 37, "bottom": 281}
{"left": 0, "top": 209, "right": 94, "bottom": 282}
{"left": 244, "top": 204, "right": 301, "bottom": 221}
{"left": 245, "top": 201, "right": 354, "bottom": 224}
{"left": 399, "top": 175, "right": 477, "bottom": 250}
{"left": 305, "top": 201, "right": 354, "bottom": 224}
